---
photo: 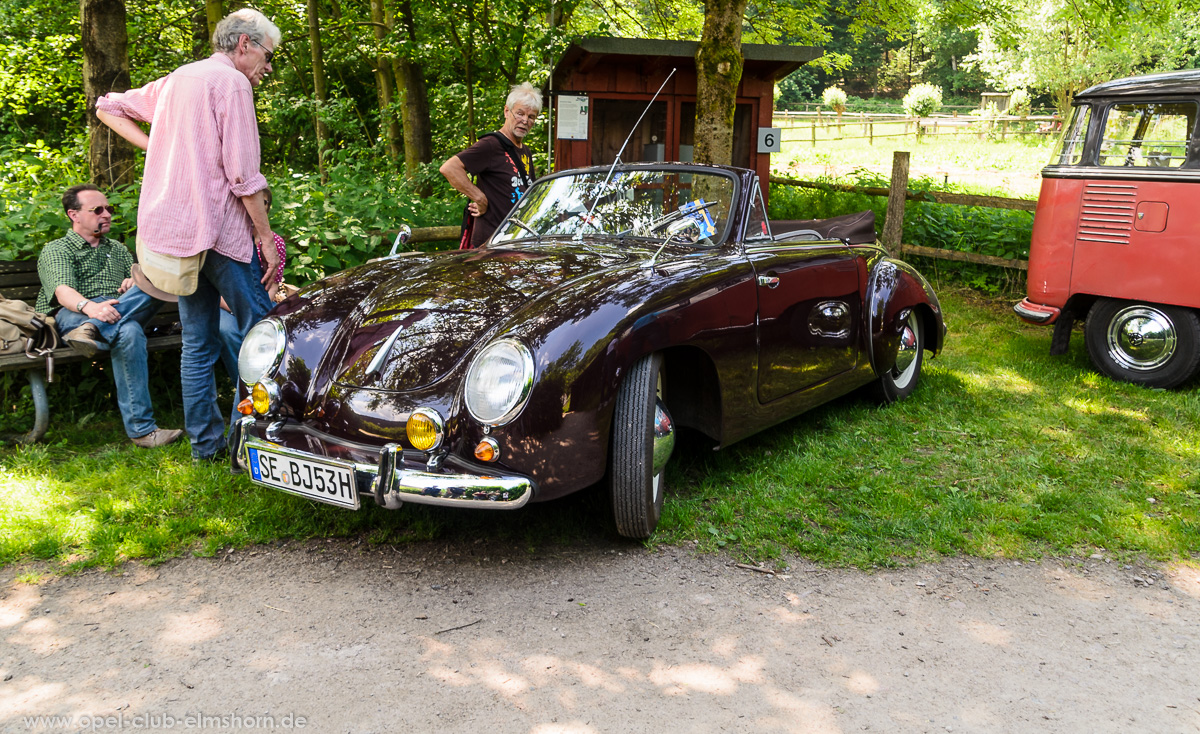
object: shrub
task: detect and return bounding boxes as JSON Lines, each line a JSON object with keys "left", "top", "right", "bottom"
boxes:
{"left": 903, "top": 83, "right": 944, "bottom": 118}
{"left": 821, "top": 86, "right": 848, "bottom": 115}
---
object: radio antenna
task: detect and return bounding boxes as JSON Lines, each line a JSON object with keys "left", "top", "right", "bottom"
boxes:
{"left": 576, "top": 68, "right": 676, "bottom": 240}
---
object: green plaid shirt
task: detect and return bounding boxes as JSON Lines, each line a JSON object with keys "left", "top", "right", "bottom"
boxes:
{"left": 36, "top": 231, "right": 134, "bottom": 313}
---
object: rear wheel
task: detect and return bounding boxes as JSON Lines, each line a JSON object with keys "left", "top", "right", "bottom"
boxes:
{"left": 1085, "top": 299, "right": 1200, "bottom": 389}
{"left": 872, "top": 309, "right": 924, "bottom": 404}
{"left": 609, "top": 353, "right": 675, "bottom": 539}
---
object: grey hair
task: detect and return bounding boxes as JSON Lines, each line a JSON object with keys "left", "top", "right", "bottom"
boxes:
{"left": 506, "top": 82, "right": 543, "bottom": 113}
{"left": 212, "top": 8, "right": 281, "bottom": 54}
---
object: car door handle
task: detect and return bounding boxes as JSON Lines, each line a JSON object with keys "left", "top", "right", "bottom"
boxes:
{"left": 757, "top": 275, "right": 780, "bottom": 289}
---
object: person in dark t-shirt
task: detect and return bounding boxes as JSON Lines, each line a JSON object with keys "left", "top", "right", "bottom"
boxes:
{"left": 440, "top": 82, "right": 542, "bottom": 248}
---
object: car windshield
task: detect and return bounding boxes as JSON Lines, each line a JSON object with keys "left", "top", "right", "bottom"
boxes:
{"left": 491, "top": 167, "right": 737, "bottom": 248}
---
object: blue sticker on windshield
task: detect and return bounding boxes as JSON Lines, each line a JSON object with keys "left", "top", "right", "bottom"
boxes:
{"left": 680, "top": 199, "right": 717, "bottom": 238}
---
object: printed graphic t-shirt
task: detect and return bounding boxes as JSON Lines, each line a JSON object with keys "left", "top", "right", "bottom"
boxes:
{"left": 456, "top": 134, "right": 534, "bottom": 247}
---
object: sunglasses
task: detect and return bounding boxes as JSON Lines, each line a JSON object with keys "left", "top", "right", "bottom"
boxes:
{"left": 79, "top": 205, "right": 116, "bottom": 215}
{"left": 251, "top": 38, "right": 274, "bottom": 64}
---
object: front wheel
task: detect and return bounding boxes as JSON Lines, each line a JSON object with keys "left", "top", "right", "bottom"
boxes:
{"left": 609, "top": 353, "right": 675, "bottom": 539}
{"left": 1085, "top": 299, "right": 1200, "bottom": 389}
{"left": 872, "top": 309, "right": 925, "bottom": 404}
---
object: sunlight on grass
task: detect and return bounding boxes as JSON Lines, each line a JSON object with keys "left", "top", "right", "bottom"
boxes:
{"left": 1, "top": 290, "right": 1198, "bottom": 571}
{"left": 776, "top": 123, "right": 1054, "bottom": 187}
{"left": 959, "top": 367, "right": 1040, "bottom": 395}
{"left": 1062, "top": 398, "right": 1150, "bottom": 422}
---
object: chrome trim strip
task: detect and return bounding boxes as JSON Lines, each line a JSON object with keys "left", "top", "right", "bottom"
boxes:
{"left": 745, "top": 241, "right": 835, "bottom": 254}
{"left": 366, "top": 327, "right": 404, "bottom": 377}
{"left": 1044, "top": 167, "right": 1200, "bottom": 183}
{"left": 1076, "top": 236, "right": 1131, "bottom": 244}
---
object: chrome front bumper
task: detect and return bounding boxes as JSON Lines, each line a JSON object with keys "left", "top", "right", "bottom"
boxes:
{"left": 1013, "top": 298, "right": 1060, "bottom": 324}
{"left": 230, "top": 417, "right": 533, "bottom": 510}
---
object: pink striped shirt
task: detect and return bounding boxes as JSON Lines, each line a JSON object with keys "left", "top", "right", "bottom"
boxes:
{"left": 97, "top": 54, "right": 267, "bottom": 262}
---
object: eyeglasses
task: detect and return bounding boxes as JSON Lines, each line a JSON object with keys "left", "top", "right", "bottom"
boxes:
{"left": 251, "top": 38, "right": 274, "bottom": 64}
{"left": 78, "top": 205, "right": 116, "bottom": 216}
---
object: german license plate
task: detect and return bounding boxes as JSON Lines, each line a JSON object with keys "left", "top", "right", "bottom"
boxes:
{"left": 246, "top": 446, "right": 359, "bottom": 509}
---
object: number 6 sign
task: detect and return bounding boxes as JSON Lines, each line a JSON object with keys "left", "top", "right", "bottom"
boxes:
{"left": 758, "top": 127, "right": 782, "bottom": 153}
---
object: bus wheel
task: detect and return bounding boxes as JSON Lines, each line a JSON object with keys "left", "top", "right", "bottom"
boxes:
{"left": 1085, "top": 299, "right": 1200, "bottom": 389}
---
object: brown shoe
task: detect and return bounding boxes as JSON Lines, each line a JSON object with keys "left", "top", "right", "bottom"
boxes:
{"left": 131, "top": 428, "right": 184, "bottom": 448}
{"left": 63, "top": 323, "right": 104, "bottom": 358}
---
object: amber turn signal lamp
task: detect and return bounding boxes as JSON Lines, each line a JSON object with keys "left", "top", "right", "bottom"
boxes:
{"left": 474, "top": 437, "right": 501, "bottom": 462}
{"left": 237, "top": 397, "right": 254, "bottom": 415}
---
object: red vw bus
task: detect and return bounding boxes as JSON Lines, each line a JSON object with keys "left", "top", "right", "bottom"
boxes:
{"left": 1015, "top": 69, "right": 1200, "bottom": 389}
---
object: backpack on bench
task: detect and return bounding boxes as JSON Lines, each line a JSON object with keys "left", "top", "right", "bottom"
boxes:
{"left": 0, "top": 295, "right": 60, "bottom": 382}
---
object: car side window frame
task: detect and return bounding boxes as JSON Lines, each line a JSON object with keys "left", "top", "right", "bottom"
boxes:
{"left": 741, "top": 178, "right": 772, "bottom": 243}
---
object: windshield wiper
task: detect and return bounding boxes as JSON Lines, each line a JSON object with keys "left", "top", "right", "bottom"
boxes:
{"left": 508, "top": 217, "right": 541, "bottom": 242}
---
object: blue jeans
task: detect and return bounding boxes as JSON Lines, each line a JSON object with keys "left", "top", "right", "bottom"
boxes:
{"left": 55, "top": 286, "right": 165, "bottom": 439}
{"left": 218, "top": 307, "right": 242, "bottom": 385}
{"left": 178, "top": 251, "right": 272, "bottom": 459}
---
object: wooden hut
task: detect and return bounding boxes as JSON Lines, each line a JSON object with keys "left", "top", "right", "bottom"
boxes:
{"left": 549, "top": 37, "right": 822, "bottom": 192}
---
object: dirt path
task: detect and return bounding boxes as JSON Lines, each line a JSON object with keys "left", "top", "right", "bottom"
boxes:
{"left": 3, "top": 543, "right": 1199, "bottom": 733}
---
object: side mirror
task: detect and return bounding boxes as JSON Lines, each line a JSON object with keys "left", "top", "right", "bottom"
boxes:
{"left": 389, "top": 225, "right": 412, "bottom": 256}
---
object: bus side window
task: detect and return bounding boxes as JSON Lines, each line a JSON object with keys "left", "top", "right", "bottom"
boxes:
{"left": 1099, "top": 102, "right": 1195, "bottom": 168}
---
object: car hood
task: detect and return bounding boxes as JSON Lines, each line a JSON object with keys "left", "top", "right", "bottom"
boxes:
{"left": 330, "top": 242, "right": 634, "bottom": 391}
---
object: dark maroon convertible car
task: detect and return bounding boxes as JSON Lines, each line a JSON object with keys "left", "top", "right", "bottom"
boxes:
{"left": 231, "top": 163, "right": 945, "bottom": 538}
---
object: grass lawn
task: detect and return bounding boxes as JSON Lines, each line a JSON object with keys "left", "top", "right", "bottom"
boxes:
{"left": 773, "top": 117, "right": 1056, "bottom": 196}
{"left": 2, "top": 289, "right": 1197, "bottom": 571}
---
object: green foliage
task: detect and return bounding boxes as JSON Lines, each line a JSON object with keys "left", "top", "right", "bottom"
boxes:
{"left": 775, "top": 69, "right": 820, "bottom": 108}
{"left": 769, "top": 164, "right": 1034, "bottom": 295}
{"left": 903, "top": 82, "right": 945, "bottom": 117}
{"left": 965, "top": 0, "right": 1200, "bottom": 115}
{"left": 268, "top": 154, "right": 460, "bottom": 283}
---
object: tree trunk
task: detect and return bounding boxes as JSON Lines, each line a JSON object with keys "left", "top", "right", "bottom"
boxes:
{"left": 191, "top": 7, "right": 209, "bottom": 60}
{"left": 369, "top": 0, "right": 402, "bottom": 160}
{"left": 81, "top": 0, "right": 135, "bottom": 189}
{"left": 446, "top": 22, "right": 477, "bottom": 144}
{"left": 205, "top": 0, "right": 223, "bottom": 38}
{"left": 394, "top": 0, "right": 433, "bottom": 195}
{"left": 693, "top": 0, "right": 748, "bottom": 166}
{"left": 307, "top": 0, "right": 330, "bottom": 181}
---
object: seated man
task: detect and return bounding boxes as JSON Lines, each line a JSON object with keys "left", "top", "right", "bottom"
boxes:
{"left": 35, "top": 184, "right": 183, "bottom": 448}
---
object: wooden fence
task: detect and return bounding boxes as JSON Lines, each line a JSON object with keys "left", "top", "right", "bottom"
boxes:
{"left": 772, "top": 111, "right": 1060, "bottom": 145}
{"left": 771, "top": 150, "right": 1035, "bottom": 271}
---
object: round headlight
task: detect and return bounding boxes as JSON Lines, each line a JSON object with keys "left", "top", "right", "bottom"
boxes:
{"left": 464, "top": 339, "right": 534, "bottom": 425}
{"left": 238, "top": 319, "right": 285, "bottom": 386}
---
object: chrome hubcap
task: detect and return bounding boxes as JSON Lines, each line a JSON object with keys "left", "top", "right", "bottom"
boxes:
{"left": 892, "top": 311, "right": 920, "bottom": 387}
{"left": 651, "top": 370, "right": 673, "bottom": 504}
{"left": 1106, "top": 305, "right": 1177, "bottom": 371}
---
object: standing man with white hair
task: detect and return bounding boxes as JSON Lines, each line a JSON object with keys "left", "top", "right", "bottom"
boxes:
{"left": 441, "top": 82, "right": 542, "bottom": 248}
{"left": 96, "top": 8, "right": 281, "bottom": 462}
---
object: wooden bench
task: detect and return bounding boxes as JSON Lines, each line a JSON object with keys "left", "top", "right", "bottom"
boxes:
{"left": 0, "top": 260, "right": 183, "bottom": 443}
